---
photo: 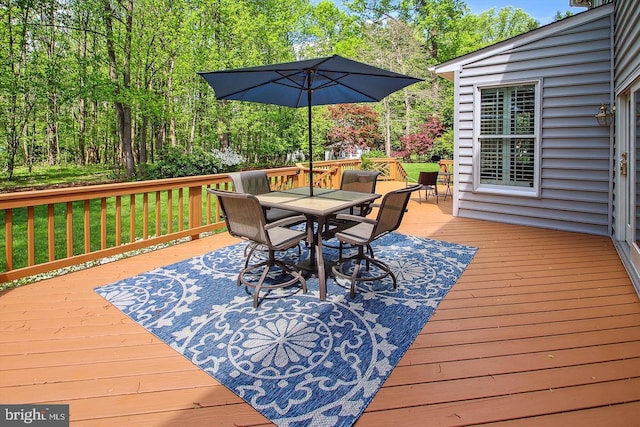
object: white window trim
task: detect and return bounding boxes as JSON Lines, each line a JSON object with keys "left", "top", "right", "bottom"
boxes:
{"left": 472, "top": 79, "right": 542, "bottom": 198}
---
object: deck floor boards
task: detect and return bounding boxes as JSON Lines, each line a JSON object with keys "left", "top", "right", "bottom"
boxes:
{"left": 1, "top": 181, "right": 639, "bottom": 426}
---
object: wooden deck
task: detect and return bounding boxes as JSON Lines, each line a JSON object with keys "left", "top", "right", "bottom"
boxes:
{"left": 1, "top": 181, "right": 639, "bottom": 426}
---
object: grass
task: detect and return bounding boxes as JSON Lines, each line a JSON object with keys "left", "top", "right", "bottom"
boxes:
{"left": 0, "top": 164, "right": 114, "bottom": 192}
{"left": 401, "top": 162, "right": 439, "bottom": 181}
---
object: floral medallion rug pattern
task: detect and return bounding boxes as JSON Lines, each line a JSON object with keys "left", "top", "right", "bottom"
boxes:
{"left": 95, "top": 232, "right": 477, "bottom": 427}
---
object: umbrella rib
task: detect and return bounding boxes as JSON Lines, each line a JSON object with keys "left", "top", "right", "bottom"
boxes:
{"left": 208, "top": 69, "right": 309, "bottom": 100}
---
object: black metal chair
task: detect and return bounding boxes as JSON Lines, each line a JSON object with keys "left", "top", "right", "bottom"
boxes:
{"left": 331, "top": 184, "right": 421, "bottom": 298}
{"left": 438, "top": 160, "right": 453, "bottom": 201}
{"left": 208, "top": 189, "right": 308, "bottom": 308}
{"left": 417, "top": 171, "right": 439, "bottom": 203}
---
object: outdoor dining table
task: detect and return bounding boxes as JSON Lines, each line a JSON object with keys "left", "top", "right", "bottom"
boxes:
{"left": 256, "top": 187, "right": 380, "bottom": 300}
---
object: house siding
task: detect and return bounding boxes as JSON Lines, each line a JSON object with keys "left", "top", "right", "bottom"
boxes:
{"left": 614, "top": 0, "right": 640, "bottom": 92}
{"left": 612, "top": 0, "right": 640, "bottom": 236}
{"left": 453, "top": 10, "right": 613, "bottom": 236}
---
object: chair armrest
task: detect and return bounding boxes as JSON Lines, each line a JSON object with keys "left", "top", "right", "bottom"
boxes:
{"left": 335, "top": 214, "right": 377, "bottom": 224}
{"left": 264, "top": 215, "right": 307, "bottom": 230}
{"left": 405, "top": 176, "right": 418, "bottom": 187}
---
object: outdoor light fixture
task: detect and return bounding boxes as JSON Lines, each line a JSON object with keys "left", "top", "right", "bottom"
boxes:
{"left": 595, "top": 104, "right": 615, "bottom": 126}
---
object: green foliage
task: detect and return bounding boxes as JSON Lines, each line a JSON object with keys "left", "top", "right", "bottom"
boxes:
{"left": 431, "top": 129, "right": 454, "bottom": 160}
{"left": 144, "top": 146, "right": 221, "bottom": 179}
{"left": 360, "top": 149, "right": 386, "bottom": 170}
{"left": 0, "top": 0, "right": 544, "bottom": 180}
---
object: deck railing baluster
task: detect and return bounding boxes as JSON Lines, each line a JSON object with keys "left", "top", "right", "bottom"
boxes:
{"left": 27, "top": 206, "right": 35, "bottom": 266}
{"left": 83, "top": 200, "right": 90, "bottom": 253}
{"left": 143, "top": 192, "right": 149, "bottom": 239}
{"left": 115, "top": 196, "right": 122, "bottom": 246}
{"left": 5, "top": 210, "right": 12, "bottom": 271}
{"left": 47, "top": 204, "right": 55, "bottom": 261}
{"left": 66, "top": 202, "right": 73, "bottom": 257}
{"left": 155, "top": 192, "right": 161, "bottom": 237}
{"left": 129, "top": 194, "right": 136, "bottom": 243}
{"left": 100, "top": 198, "right": 107, "bottom": 250}
{"left": 167, "top": 191, "right": 173, "bottom": 234}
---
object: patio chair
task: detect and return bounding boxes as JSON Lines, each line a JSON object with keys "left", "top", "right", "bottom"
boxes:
{"left": 338, "top": 170, "right": 380, "bottom": 216}
{"left": 229, "top": 171, "right": 299, "bottom": 222}
{"left": 417, "top": 171, "right": 439, "bottom": 203}
{"left": 208, "top": 189, "right": 308, "bottom": 308}
{"left": 331, "top": 184, "right": 421, "bottom": 298}
{"left": 229, "top": 170, "right": 306, "bottom": 259}
{"left": 324, "top": 170, "right": 380, "bottom": 241}
{"left": 438, "top": 160, "right": 453, "bottom": 201}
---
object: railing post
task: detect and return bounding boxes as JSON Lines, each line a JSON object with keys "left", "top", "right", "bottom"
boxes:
{"left": 389, "top": 158, "right": 398, "bottom": 180}
{"left": 297, "top": 169, "right": 306, "bottom": 188}
{"left": 189, "top": 185, "right": 202, "bottom": 240}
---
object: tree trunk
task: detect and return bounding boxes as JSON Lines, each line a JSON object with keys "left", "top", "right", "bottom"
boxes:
{"left": 45, "top": 0, "right": 59, "bottom": 166}
{"left": 166, "top": 56, "right": 177, "bottom": 147}
{"left": 76, "top": 9, "right": 89, "bottom": 166}
{"left": 139, "top": 115, "right": 148, "bottom": 164}
{"left": 383, "top": 98, "right": 392, "bottom": 155}
{"left": 102, "top": 0, "right": 135, "bottom": 178}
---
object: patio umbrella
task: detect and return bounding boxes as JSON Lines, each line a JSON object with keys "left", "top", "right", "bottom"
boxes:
{"left": 197, "top": 54, "right": 422, "bottom": 196}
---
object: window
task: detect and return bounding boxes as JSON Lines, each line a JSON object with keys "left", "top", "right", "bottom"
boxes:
{"left": 477, "top": 83, "right": 538, "bottom": 194}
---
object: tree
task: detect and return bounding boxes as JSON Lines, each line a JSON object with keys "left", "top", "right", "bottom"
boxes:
{"left": 102, "top": 0, "right": 135, "bottom": 178}
{"left": 361, "top": 18, "right": 428, "bottom": 151}
{"left": 325, "top": 104, "right": 382, "bottom": 157}
{"left": 398, "top": 115, "right": 445, "bottom": 160}
{"left": 299, "top": 0, "right": 363, "bottom": 57}
{"left": 1, "top": 0, "right": 39, "bottom": 179}
{"left": 472, "top": 7, "right": 539, "bottom": 47}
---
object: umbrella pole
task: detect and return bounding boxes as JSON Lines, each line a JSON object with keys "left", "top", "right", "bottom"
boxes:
{"left": 307, "top": 87, "right": 313, "bottom": 197}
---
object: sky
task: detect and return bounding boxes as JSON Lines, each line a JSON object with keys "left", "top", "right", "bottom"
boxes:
{"left": 465, "top": 1, "right": 588, "bottom": 24}
{"left": 319, "top": 1, "right": 590, "bottom": 26}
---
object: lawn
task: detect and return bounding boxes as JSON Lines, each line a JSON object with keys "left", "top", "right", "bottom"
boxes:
{"left": 401, "top": 162, "right": 439, "bottom": 181}
{"left": 0, "top": 164, "right": 114, "bottom": 192}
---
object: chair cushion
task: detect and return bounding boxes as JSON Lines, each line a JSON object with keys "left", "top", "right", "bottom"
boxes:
{"left": 334, "top": 222, "right": 375, "bottom": 246}
{"left": 265, "top": 207, "right": 301, "bottom": 222}
{"left": 268, "top": 226, "right": 307, "bottom": 250}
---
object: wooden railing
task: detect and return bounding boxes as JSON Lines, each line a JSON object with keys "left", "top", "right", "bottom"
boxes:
{"left": 0, "top": 167, "right": 300, "bottom": 283}
{"left": 1, "top": 159, "right": 405, "bottom": 283}
{"left": 296, "top": 157, "right": 403, "bottom": 185}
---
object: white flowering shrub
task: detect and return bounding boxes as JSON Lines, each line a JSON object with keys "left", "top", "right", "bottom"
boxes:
{"left": 212, "top": 148, "right": 245, "bottom": 172}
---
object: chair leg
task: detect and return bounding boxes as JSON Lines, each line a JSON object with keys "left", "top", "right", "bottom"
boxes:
{"left": 238, "top": 250, "right": 307, "bottom": 308}
{"left": 349, "top": 262, "right": 362, "bottom": 299}
{"left": 253, "top": 263, "right": 271, "bottom": 308}
{"left": 332, "top": 245, "right": 396, "bottom": 299}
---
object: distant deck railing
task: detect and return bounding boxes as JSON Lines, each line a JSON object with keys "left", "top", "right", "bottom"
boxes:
{"left": 1, "top": 158, "right": 405, "bottom": 283}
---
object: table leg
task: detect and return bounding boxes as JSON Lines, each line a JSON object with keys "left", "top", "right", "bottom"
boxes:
{"left": 306, "top": 217, "right": 316, "bottom": 265}
{"left": 316, "top": 216, "right": 327, "bottom": 300}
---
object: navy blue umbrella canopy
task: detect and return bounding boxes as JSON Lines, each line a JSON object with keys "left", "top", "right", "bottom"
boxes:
{"left": 198, "top": 55, "right": 422, "bottom": 195}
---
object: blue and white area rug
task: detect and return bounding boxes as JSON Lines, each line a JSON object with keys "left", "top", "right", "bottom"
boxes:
{"left": 95, "top": 233, "right": 477, "bottom": 427}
